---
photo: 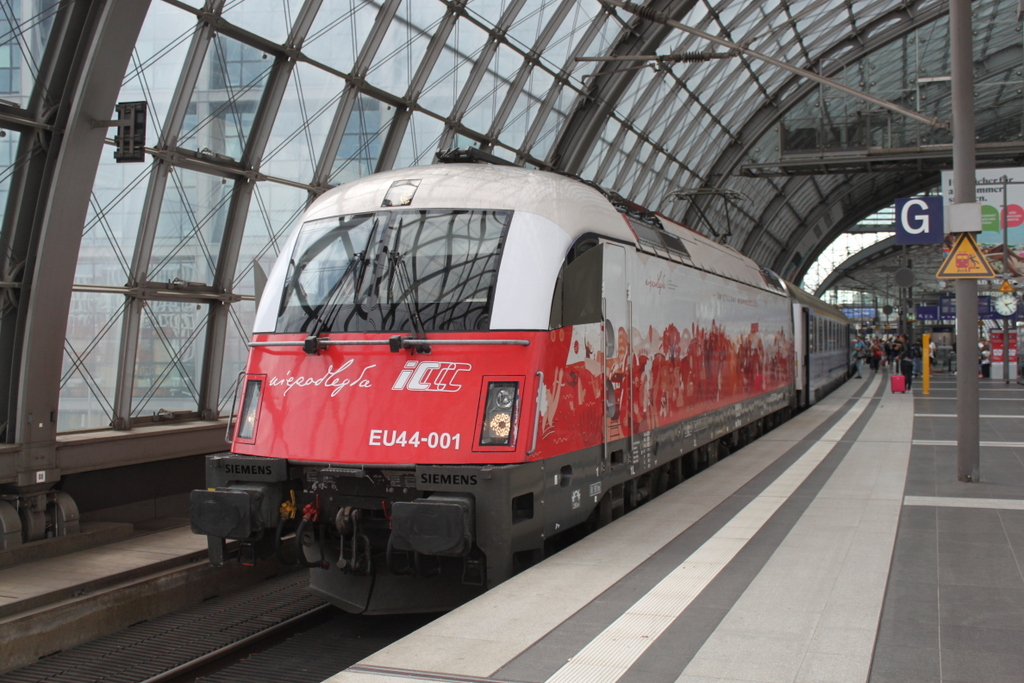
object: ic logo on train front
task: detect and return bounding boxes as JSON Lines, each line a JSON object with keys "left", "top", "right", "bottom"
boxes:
{"left": 392, "top": 361, "right": 472, "bottom": 392}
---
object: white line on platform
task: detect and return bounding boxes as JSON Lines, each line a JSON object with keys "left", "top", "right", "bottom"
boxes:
{"left": 915, "top": 414, "right": 1022, "bottom": 418}
{"left": 904, "top": 495, "right": 1024, "bottom": 510}
{"left": 914, "top": 397, "right": 1024, "bottom": 401}
{"left": 912, "top": 440, "right": 1023, "bottom": 448}
{"left": 542, "top": 376, "right": 881, "bottom": 683}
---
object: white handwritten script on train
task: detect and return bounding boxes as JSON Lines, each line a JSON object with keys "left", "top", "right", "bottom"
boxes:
{"left": 269, "top": 360, "right": 375, "bottom": 397}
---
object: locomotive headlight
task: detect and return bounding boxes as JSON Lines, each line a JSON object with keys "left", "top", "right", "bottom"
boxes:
{"left": 493, "top": 386, "right": 515, "bottom": 409}
{"left": 480, "top": 381, "right": 519, "bottom": 446}
{"left": 236, "top": 379, "right": 263, "bottom": 441}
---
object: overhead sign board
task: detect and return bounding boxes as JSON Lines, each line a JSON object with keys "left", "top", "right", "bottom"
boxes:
{"left": 936, "top": 232, "right": 997, "bottom": 279}
{"left": 938, "top": 294, "right": 1001, "bottom": 319}
{"left": 895, "top": 197, "right": 945, "bottom": 244}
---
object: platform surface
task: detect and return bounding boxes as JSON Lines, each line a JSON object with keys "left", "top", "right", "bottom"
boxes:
{"left": 325, "top": 369, "right": 1024, "bottom": 683}
{"left": 0, "top": 523, "right": 206, "bottom": 614}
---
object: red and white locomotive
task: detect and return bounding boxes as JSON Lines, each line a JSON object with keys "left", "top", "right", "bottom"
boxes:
{"left": 191, "top": 161, "right": 846, "bottom": 614}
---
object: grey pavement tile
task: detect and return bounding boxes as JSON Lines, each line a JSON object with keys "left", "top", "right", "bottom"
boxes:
{"left": 939, "top": 624, "right": 1024, "bottom": 656}
{"left": 619, "top": 636, "right": 707, "bottom": 683}
{"left": 939, "top": 585, "right": 1024, "bottom": 630}
{"left": 491, "top": 639, "right": 572, "bottom": 683}
{"left": 938, "top": 527, "right": 1012, "bottom": 547}
{"left": 891, "top": 531, "right": 938, "bottom": 561}
{"left": 936, "top": 507, "right": 1004, "bottom": 533}
{"left": 939, "top": 648, "right": 1024, "bottom": 683}
{"left": 904, "top": 479, "right": 938, "bottom": 498}
{"left": 888, "top": 535, "right": 939, "bottom": 585}
{"left": 889, "top": 558, "right": 940, "bottom": 585}
{"left": 876, "top": 616, "right": 940, "bottom": 650}
{"left": 868, "top": 645, "right": 940, "bottom": 683}
{"left": 796, "top": 652, "right": 871, "bottom": 683}
{"left": 878, "top": 580, "right": 940, "bottom": 625}
{"left": 937, "top": 544, "right": 1024, "bottom": 589}
{"left": 898, "top": 506, "right": 938, "bottom": 531}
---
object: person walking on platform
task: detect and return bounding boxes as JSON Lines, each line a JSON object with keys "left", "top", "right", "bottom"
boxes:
{"left": 870, "top": 339, "right": 883, "bottom": 372}
{"left": 894, "top": 335, "right": 914, "bottom": 391}
{"left": 852, "top": 336, "right": 867, "bottom": 378}
{"left": 911, "top": 341, "right": 923, "bottom": 378}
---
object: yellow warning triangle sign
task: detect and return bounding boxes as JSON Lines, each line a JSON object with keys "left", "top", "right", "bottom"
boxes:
{"left": 936, "top": 232, "right": 996, "bottom": 279}
{"left": 999, "top": 279, "right": 1015, "bottom": 293}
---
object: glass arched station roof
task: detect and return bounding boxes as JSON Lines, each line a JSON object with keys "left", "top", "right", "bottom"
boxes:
{"left": 0, "top": 0, "right": 1022, "bottom": 470}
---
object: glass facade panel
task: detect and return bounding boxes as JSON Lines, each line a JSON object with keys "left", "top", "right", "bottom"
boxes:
{"left": 59, "top": 292, "right": 124, "bottom": 431}
{"left": 529, "top": 95, "right": 568, "bottom": 161}
{"left": 121, "top": 3, "right": 196, "bottom": 144}
{"left": 420, "top": 17, "right": 489, "bottom": 116}
{"left": 132, "top": 301, "right": 207, "bottom": 418}
{"left": 148, "top": 168, "right": 233, "bottom": 285}
{"left": 462, "top": 43, "right": 524, "bottom": 136}
{"left": 329, "top": 95, "right": 394, "bottom": 185}
{"left": 0, "top": 0, "right": 59, "bottom": 105}
{"left": 366, "top": 0, "right": 447, "bottom": 93}
{"left": 506, "top": 0, "right": 561, "bottom": 51}
{"left": 393, "top": 110, "right": 445, "bottom": 169}
{"left": 177, "top": 33, "right": 272, "bottom": 160}
{"left": 536, "top": 0, "right": 603, "bottom": 74}
{"left": 234, "top": 183, "right": 309, "bottom": 296}
{"left": 219, "top": 297, "right": 255, "bottom": 415}
{"left": 77, "top": 156, "right": 153, "bottom": 287}
{"left": 220, "top": 0, "right": 306, "bottom": 44}
{"left": 262, "top": 62, "right": 347, "bottom": 182}
{"left": 302, "top": 0, "right": 380, "bottom": 75}
{"left": 499, "top": 67, "right": 552, "bottom": 149}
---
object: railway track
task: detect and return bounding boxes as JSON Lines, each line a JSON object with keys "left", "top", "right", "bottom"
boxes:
{"left": 0, "top": 572, "right": 435, "bottom": 683}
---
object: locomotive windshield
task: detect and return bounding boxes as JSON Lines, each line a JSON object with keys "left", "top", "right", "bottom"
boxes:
{"left": 276, "top": 209, "right": 510, "bottom": 333}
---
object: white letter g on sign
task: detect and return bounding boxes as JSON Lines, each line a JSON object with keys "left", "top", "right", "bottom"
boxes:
{"left": 901, "top": 198, "right": 930, "bottom": 235}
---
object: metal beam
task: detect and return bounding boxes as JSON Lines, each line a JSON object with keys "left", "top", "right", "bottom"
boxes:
{"left": 683, "top": 0, "right": 947, "bottom": 238}
{"left": 549, "top": 0, "right": 699, "bottom": 174}
{"left": 605, "top": 0, "right": 947, "bottom": 129}
{"left": 435, "top": 0, "right": 529, "bottom": 154}
{"left": 9, "top": 0, "right": 152, "bottom": 482}
{"left": 813, "top": 235, "right": 898, "bottom": 296}
{"left": 313, "top": 0, "right": 403, "bottom": 184}
{"left": 111, "top": 5, "right": 218, "bottom": 430}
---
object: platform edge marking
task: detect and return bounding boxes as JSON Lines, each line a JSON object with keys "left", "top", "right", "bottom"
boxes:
{"left": 542, "top": 377, "right": 881, "bottom": 683}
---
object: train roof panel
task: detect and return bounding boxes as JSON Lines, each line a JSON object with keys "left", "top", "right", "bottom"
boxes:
{"left": 659, "top": 217, "right": 780, "bottom": 293}
{"left": 303, "top": 164, "right": 786, "bottom": 297}
{"left": 305, "top": 164, "right": 634, "bottom": 245}
{"left": 784, "top": 281, "right": 851, "bottom": 323}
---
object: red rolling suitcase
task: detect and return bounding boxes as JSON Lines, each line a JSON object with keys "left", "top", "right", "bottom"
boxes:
{"left": 890, "top": 374, "right": 906, "bottom": 393}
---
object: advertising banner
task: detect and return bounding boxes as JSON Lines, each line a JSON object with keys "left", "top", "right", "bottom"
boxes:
{"left": 990, "top": 330, "right": 1018, "bottom": 363}
{"left": 941, "top": 168, "right": 1024, "bottom": 276}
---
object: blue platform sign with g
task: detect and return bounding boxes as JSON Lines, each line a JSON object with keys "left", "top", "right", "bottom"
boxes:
{"left": 895, "top": 197, "right": 945, "bottom": 244}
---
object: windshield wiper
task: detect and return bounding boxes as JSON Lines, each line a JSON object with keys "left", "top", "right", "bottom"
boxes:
{"left": 303, "top": 250, "right": 369, "bottom": 353}
{"left": 388, "top": 250, "right": 430, "bottom": 353}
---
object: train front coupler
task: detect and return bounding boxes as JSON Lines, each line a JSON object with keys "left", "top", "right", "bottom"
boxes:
{"left": 189, "top": 454, "right": 295, "bottom": 566}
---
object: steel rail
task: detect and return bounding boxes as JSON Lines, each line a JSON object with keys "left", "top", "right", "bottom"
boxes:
{"left": 139, "top": 603, "right": 335, "bottom": 683}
